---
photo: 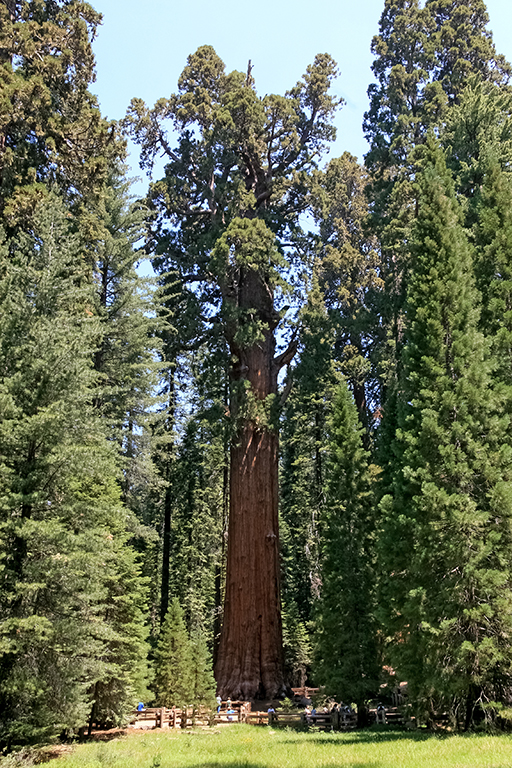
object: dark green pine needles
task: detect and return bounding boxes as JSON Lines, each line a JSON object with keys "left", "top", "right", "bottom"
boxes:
{"left": 154, "top": 598, "right": 216, "bottom": 712}
{"left": 314, "top": 381, "right": 380, "bottom": 724}
{"left": 0, "top": 195, "right": 151, "bottom": 745}
{"left": 380, "top": 138, "right": 512, "bottom": 727}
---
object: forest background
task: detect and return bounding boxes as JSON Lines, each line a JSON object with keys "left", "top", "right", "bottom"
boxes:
{"left": 3, "top": 0, "right": 512, "bottom": 751}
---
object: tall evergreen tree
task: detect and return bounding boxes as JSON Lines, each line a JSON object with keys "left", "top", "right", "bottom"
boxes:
{"left": 0, "top": 195, "right": 149, "bottom": 746}
{"left": 125, "top": 46, "right": 341, "bottom": 698}
{"left": 314, "top": 382, "right": 379, "bottom": 725}
{"left": 366, "top": 0, "right": 512, "bottom": 503}
{"left": 280, "top": 154, "right": 381, "bottom": 679}
{"left": 440, "top": 77, "right": 512, "bottom": 214}
{"left": 365, "top": 0, "right": 510, "bottom": 209}
{"left": 380, "top": 139, "right": 512, "bottom": 728}
{"left": 427, "top": 0, "right": 511, "bottom": 104}
{"left": 154, "top": 597, "right": 193, "bottom": 709}
{"left": 312, "top": 152, "right": 383, "bottom": 434}
{"left": 0, "top": 0, "right": 119, "bottom": 227}
{"left": 364, "top": 0, "right": 437, "bottom": 441}
{"left": 475, "top": 161, "right": 512, "bottom": 396}
{"left": 280, "top": 280, "right": 338, "bottom": 629}
{"left": 89, "top": 163, "right": 162, "bottom": 536}
{"left": 189, "top": 631, "right": 217, "bottom": 714}
{"left": 169, "top": 390, "right": 226, "bottom": 638}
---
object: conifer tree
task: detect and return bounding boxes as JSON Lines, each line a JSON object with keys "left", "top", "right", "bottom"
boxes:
{"left": 441, "top": 77, "right": 512, "bottom": 208}
{"left": 312, "top": 152, "right": 383, "bottom": 434}
{"left": 126, "top": 46, "right": 341, "bottom": 698}
{"left": 87, "top": 527, "right": 152, "bottom": 730}
{"left": 0, "top": 194, "right": 149, "bottom": 746}
{"left": 0, "top": 0, "right": 119, "bottom": 228}
{"left": 475, "top": 161, "right": 512, "bottom": 395}
{"left": 146, "top": 323, "right": 228, "bottom": 643}
{"left": 154, "top": 597, "right": 193, "bottom": 709}
{"left": 89, "top": 163, "right": 162, "bottom": 532}
{"left": 365, "top": 0, "right": 510, "bottom": 207}
{"left": 364, "top": 0, "right": 435, "bottom": 193}
{"left": 281, "top": 604, "right": 312, "bottom": 688}
{"left": 380, "top": 139, "right": 512, "bottom": 727}
{"left": 314, "top": 382, "right": 379, "bottom": 725}
{"left": 189, "top": 631, "right": 217, "bottom": 714}
{"left": 169, "top": 402, "right": 225, "bottom": 637}
{"left": 364, "top": 0, "right": 437, "bottom": 436}
{"left": 280, "top": 279, "right": 338, "bottom": 629}
{"left": 366, "top": 0, "right": 512, "bottom": 494}
{"left": 427, "top": 0, "right": 511, "bottom": 104}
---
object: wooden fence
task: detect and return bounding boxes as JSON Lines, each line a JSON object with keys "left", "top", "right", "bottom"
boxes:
{"left": 132, "top": 701, "right": 252, "bottom": 729}
{"left": 268, "top": 710, "right": 357, "bottom": 731}
{"left": 132, "top": 706, "right": 359, "bottom": 732}
{"left": 131, "top": 703, "right": 413, "bottom": 732}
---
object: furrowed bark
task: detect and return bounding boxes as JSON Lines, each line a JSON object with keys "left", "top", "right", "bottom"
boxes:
{"left": 215, "top": 269, "right": 285, "bottom": 699}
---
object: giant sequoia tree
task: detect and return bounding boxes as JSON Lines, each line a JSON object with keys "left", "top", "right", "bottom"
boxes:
{"left": 125, "top": 46, "right": 341, "bottom": 698}
{"left": 0, "top": 0, "right": 118, "bottom": 226}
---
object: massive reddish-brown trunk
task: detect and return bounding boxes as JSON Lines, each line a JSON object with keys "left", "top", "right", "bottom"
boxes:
{"left": 215, "top": 269, "right": 288, "bottom": 700}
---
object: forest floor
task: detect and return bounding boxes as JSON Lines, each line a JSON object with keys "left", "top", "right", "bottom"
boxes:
{"left": 10, "top": 723, "right": 512, "bottom": 768}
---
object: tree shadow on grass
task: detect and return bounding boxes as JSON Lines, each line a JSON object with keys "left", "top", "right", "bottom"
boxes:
{"left": 277, "top": 726, "right": 512, "bottom": 749}
{"left": 275, "top": 727, "right": 452, "bottom": 747}
{"left": 185, "top": 764, "right": 383, "bottom": 768}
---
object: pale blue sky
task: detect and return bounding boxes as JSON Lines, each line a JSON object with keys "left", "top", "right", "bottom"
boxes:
{"left": 91, "top": 0, "right": 512, "bottom": 177}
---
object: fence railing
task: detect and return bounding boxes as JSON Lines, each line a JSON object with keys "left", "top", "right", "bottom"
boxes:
{"left": 132, "top": 704, "right": 359, "bottom": 731}
{"left": 132, "top": 701, "right": 252, "bottom": 729}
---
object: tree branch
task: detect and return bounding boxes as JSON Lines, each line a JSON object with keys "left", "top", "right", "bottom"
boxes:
{"left": 273, "top": 332, "right": 298, "bottom": 372}
{"left": 279, "top": 377, "right": 294, "bottom": 407}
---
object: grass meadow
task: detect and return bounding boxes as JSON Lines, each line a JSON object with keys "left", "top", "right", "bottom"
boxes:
{"left": 32, "top": 724, "right": 512, "bottom": 768}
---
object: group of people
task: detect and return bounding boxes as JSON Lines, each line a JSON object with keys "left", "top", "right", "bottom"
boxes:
{"left": 216, "top": 695, "right": 236, "bottom": 720}
{"left": 303, "top": 702, "right": 354, "bottom": 724}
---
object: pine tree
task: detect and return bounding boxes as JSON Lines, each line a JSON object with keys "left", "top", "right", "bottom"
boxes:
{"left": 364, "top": 0, "right": 437, "bottom": 443}
{"left": 364, "top": 0, "right": 435, "bottom": 193}
{"left": 146, "top": 321, "right": 228, "bottom": 646}
{"left": 87, "top": 527, "right": 152, "bottom": 731}
{"left": 280, "top": 155, "right": 381, "bottom": 679}
{"left": 427, "top": 0, "right": 511, "bottom": 105}
{"left": 154, "top": 598, "right": 193, "bottom": 709}
{"left": 281, "top": 604, "right": 312, "bottom": 688}
{"left": 441, "top": 77, "right": 512, "bottom": 208}
{"left": 169, "top": 400, "right": 225, "bottom": 637}
{"left": 89, "top": 163, "right": 162, "bottom": 530}
{"left": 189, "top": 632, "right": 217, "bottom": 715}
{"left": 314, "top": 382, "right": 380, "bottom": 725}
{"left": 0, "top": 194, "right": 149, "bottom": 746}
{"left": 365, "top": 0, "right": 510, "bottom": 204}
{"left": 475, "top": 161, "right": 512, "bottom": 395}
{"left": 364, "top": 1, "right": 511, "bottom": 407}
{"left": 366, "top": 1, "right": 512, "bottom": 524}
{"left": 380, "top": 138, "right": 512, "bottom": 728}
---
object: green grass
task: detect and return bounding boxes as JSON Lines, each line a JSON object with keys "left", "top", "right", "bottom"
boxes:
{"left": 47, "top": 725, "right": 512, "bottom": 768}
